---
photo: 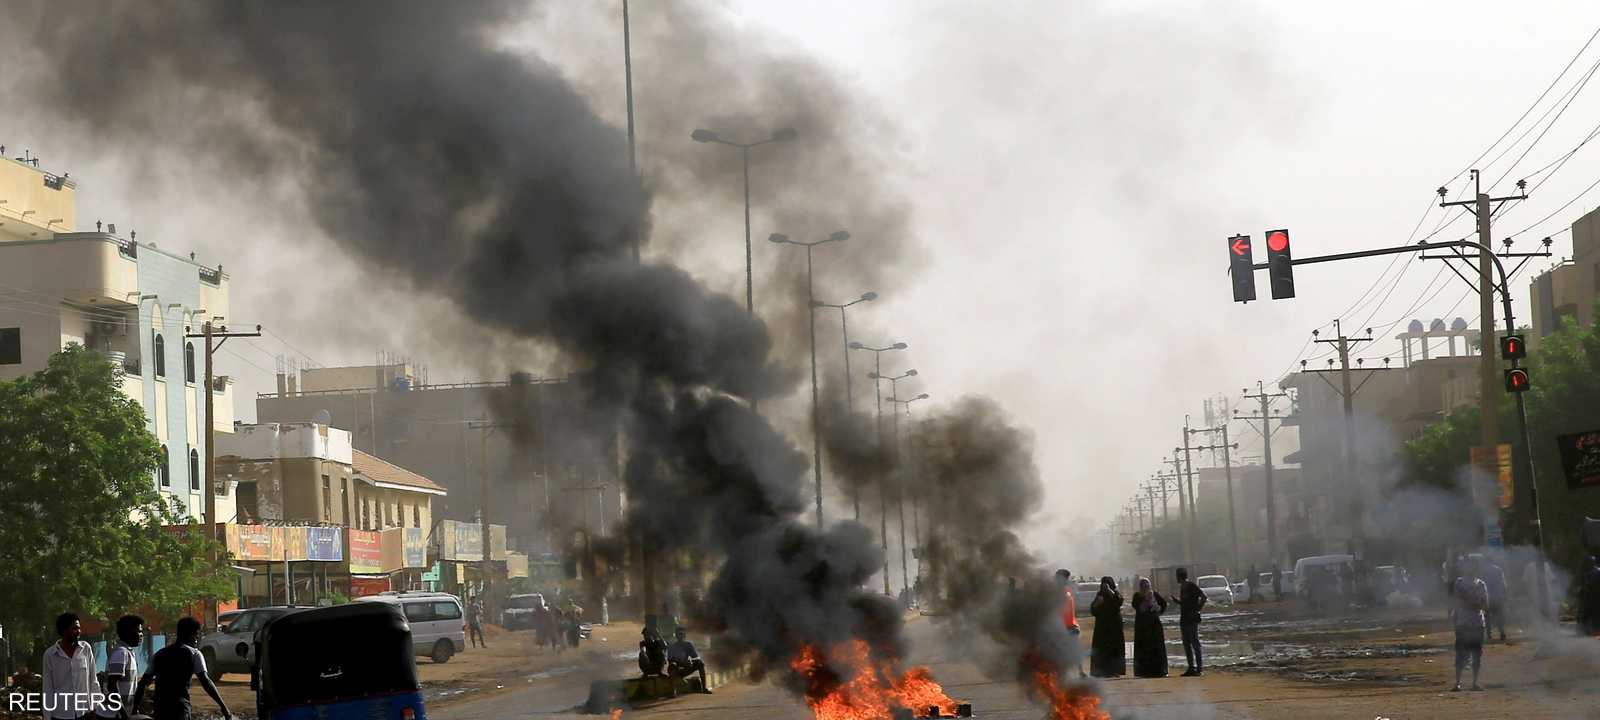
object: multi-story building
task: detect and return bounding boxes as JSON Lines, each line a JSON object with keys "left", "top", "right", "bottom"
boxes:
{"left": 0, "top": 151, "right": 234, "bottom": 520}
{"left": 255, "top": 363, "right": 622, "bottom": 555}
{"left": 1529, "top": 206, "right": 1600, "bottom": 347}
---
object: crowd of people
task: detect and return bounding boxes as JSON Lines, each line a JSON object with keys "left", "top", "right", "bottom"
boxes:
{"left": 1056, "top": 567, "right": 1209, "bottom": 680}
{"left": 32, "top": 612, "right": 232, "bottom": 720}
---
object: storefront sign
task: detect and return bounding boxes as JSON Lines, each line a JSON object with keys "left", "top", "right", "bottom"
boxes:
{"left": 282, "top": 527, "right": 309, "bottom": 561}
{"left": 308, "top": 527, "right": 343, "bottom": 561}
{"left": 1557, "top": 429, "right": 1600, "bottom": 490}
{"left": 381, "top": 528, "right": 405, "bottom": 573}
{"left": 234, "top": 525, "right": 277, "bottom": 561}
{"left": 348, "top": 530, "right": 384, "bottom": 574}
{"left": 421, "top": 562, "right": 441, "bottom": 583}
{"left": 349, "top": 575, "right": 390, "bottom": 598}
{"left": 403, "top": 527, "right": 427, "bottom": 568}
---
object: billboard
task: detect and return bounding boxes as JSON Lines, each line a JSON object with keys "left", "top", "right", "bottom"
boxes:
{"left": 282, "top": 527, "right": 309, "bottom": 561}
{"left": 438, "top": 520, "right": 508, "bottom": 561}
{"left": 234, "top": 525, "right": 278, "bottom": 561}
{"left": 1557, "top": 429, "right": 1600, "bottom": 490}
{"left": 403, "top": 527, "right": 427, "bottom": 568}
{"left": 307, "top": 527, "right": 343, "bottom": 561}
{"left": 348, "top": 530, "right": 384, "bottom": 574}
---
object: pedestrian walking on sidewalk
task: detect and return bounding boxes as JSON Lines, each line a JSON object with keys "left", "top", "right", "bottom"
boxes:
{"left": 467, "top": 597, "right": 487, "bottom": 649}
{"left": 1450, "top": 559, "right": 1489, "bottom": 692}
{"left": 97, "top": 615, "right": 144, "bottom": 720}
{"left": 1176, "top": 567, "right": 1208, "bottom": 676}
{"left": 132, "top": 618, "right": 232, "bottom": 720}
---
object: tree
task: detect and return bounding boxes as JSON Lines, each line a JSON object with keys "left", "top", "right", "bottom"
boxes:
{"left": 0, "top": 345, "right": 232, "bottom": 651}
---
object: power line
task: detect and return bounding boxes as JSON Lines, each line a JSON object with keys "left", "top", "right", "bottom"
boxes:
{"left": 1486, "top": 54, "right": 1600, "bottom": 192}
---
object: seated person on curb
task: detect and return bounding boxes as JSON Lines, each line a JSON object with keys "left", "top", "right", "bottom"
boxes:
{"left": 638, "top": 626, "right": 669, "bottom": 677}
{"left": 667, "top": 628, "right": 711, "bottom": 696}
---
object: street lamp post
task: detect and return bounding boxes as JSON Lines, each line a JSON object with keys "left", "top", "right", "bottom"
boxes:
{"left": 887, "top": 391, "right": 929, "bottom": 598}
{"left": 871, "top": 368, "right": 917, "bottom": 597}
{"left": 690, "top": 127, "right": 798, "bottom": 317}
{"left": 814, "top": 291, "right": 878, "bottom": 520}
{"left": 770, "top": 231, "right": 850, "bottom": 529}
{"left": 851, "top": 341, "right": 908, "bottom": 595}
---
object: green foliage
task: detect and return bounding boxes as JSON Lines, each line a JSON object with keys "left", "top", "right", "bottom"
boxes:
{"left": 0, "top": 345, "right": 233, "bottom": 650}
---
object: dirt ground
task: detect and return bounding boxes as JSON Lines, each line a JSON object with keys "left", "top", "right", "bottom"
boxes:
{"left": 209, "top": 620, "right": 643, "bottom": 716}
{"left": 1085, "top": 600, "right": 1600, "bottom": 719}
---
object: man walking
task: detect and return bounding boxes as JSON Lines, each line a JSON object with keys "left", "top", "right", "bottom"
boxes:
{"left": 1176, "top": 568, "right": 1208, "bottom": 677}
{"left": 1450, "top": 559, "right": 1489, "bottom": 692}
{"left": 132, "top": 618, "right": 232, "bottom": 720}
{"left": 97, "top": 616, "right": 144, "bottom": 720}
{"left": 466, "top": 597, "right": 487, "bottom": 649}
{"left": 42, "top": 613, "right": 96, "bottom": 720}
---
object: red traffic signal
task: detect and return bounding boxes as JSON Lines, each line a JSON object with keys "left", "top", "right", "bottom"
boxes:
{"left": 1500, "top": 334, "right": 1526, "bottom": 361}
{"left": 1504, "top": 367, "right": 1531, "bottom": 393}
{"left": 1265, "top": 229, "right": 1294, "bottom": 299}
{"left": 1228, "top": 235, "right": 1256, "bottom": 303}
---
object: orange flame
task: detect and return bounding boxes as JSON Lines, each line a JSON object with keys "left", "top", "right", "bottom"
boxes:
{"left": 609, "top": 710, "right": 623, "bottom": 720}
{"left": 1020, "top": 651, "right": 1109, "bottom": 720}
{"left": 790, "top": 639, "right": 961, "bottom": 719}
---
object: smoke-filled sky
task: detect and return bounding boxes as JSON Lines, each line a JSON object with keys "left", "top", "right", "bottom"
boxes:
{"left": 4, "top": 0, "right": 1599, "bottom": 559}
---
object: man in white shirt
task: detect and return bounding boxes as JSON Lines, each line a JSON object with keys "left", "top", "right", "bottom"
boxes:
{"left": 42, "top": 613, "right": 97, "bottom": 720}
{"left": 97, "top": 616, "right": 143, "bottom": 720}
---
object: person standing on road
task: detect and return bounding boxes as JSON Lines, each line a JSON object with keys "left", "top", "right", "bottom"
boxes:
{"left": 97, "top": 616, "right": 144, "bottom": 720}
{"left": 1176, "top": 567, "right": 1207, "bottom": 677}
{"left": 1054, "top": 569, "right": 1086, "bottom": 678}
{"left": 1575, "top": 555, "right": 1600, "bottom": 636}
{"left": 1450, "top": 559, "right": 1489, "bottom": 692}
{"left": 466, "top": 596, "right": 487, "bottom": 649}
{"left": 1089, "top": 576, "right": 1124, "bottom": 678}
{"left": 132, "top": 618, "right": 232, "bottom": 720}
{"left": 1131, "top": 578, "right": 1169, "bottom": 678}
{"left": 42, "top": 612, "right": 96, "bottom": 720}
{"left": 1481, "top": 560, "right": 1508, "bottom": 643}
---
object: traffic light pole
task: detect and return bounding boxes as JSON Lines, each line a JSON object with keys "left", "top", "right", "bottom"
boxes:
{"left": 1247, "top": 237, "right": 1547, "bottom": 616}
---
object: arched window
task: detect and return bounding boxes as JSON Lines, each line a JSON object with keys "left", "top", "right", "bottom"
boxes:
{"left": 153, "top": 333, "right": 166, "bottom": 377}
{"left": 184, "top": 342, "right": 196, "bottom": 383}
{"left": 189, "top": 447, "right": 201, "bottom": 491}
{"left": 158, "top": 444, "right": 170, "bottom": 488}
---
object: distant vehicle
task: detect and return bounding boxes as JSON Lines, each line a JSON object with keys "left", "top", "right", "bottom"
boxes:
{"left": 1279, "top": 571, "right": 1296, "bottom": 597}
{"left": 252, "top": 602, "right": 425, "bottom": 720}
{"left": 1074, "top": 582, "right": 1100, "bottom": 614}
{"left": 1292, "top": 554, "right": 1356, "bottom": 596}
{"left": 1195, "top": 575, "right": 1234, "bottom": 607}
{"left": 502, "top": 593, "right": 546, "bottom": 630}
{"left": 215, "top": 610, "right": 244, "bottom": 634}
{"left": 1256, "top": 572, "right": 1291, "bottom": 601}
{"left": 356, "top": 591, "right": 466, "bottom": 663}
{"left": 197, "top": 606, "right": 306, "bottom": 680}
{"left": 1230, "top": 580, "right": 1251, "bottom": 603}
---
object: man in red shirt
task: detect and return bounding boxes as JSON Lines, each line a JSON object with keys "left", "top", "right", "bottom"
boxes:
{"left": 1056, "top": 569, "right": 1086, "bottom": 678}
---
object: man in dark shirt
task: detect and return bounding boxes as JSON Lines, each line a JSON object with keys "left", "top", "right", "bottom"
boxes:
{"left": 1176, "top": 567, "right": 1208, "bottom": 676}
{"left": 132, "top": 618, "right": 231, "bottom": 720}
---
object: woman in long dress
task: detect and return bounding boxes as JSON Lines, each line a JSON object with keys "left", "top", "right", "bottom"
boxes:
{"left": 1089, "top": 576, "right": 1125, "bottom": 677}
{"left": 1131, "top": 577, "right": 1169, "bottom": 678}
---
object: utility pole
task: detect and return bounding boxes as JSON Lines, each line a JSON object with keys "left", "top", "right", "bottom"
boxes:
{"left": 1308, "top": 320, "right": 1377, "bottom": 551}
{"left": 1238, "top": 381, "right": 1288, "bottom": 567}
{"left": 1178, "top": 418, "right": 1198, "bottom": 557}
{"left": 1151, "top": 471, "right": 1179, "bottom": 520}
{"left": 1168, "top": 455, "right": 1191, "bottom": 562}
{"left": 1190, "top": 425, "right": 1240, "bottom": 574}
{"left": 467, "top": 419, "right": 516, "bottom": 604}
{"left": 186, "top": 319, "right": 260, "bottom": 627}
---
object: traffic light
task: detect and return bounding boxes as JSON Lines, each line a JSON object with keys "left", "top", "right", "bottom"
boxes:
{"left": 1505, "top": 367, "right": 1531, "bottom": 393}
{"left": 1265, "top": 228, "right": 1294, "bottom": 299}
{"left": 1500, "top": 334, "right": 1526, "bottom": 361}
{"left": 1228, "top": 234, "right": 1256, "bottom": 303}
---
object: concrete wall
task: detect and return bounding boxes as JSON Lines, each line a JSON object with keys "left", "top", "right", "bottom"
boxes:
{"left": 216, "top": 454, "right": 433, "bottom": 533}
{"left": 0, "top": 156, "right": 76, "bottom": 238}
{"left": 218, "top": 422, "right": 354, "bottom": 464}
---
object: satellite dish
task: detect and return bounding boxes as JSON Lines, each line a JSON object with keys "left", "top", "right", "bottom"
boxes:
{"left": 313, "top": 409, "right": 333, "bottom": 426}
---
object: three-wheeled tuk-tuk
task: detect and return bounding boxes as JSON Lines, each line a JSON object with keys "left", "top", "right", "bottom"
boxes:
{"left": 253, "top": 603, "right": 426, "bottom": 720}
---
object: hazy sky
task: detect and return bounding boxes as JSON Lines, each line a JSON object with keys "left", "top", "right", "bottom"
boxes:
{"left": 5, "top": 1, "right": 1598, "bottom": 552}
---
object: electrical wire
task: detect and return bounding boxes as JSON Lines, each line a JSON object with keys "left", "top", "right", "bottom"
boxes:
{"left": 1487, "top": 55, "right": 1600, "bottom": 192}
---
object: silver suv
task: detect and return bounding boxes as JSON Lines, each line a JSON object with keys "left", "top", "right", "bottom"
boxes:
{"left": 196, "top": 606, "right": 305, "bottom": 680}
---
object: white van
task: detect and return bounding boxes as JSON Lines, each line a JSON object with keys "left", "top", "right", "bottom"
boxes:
{"left": 1292, "top": 554, "right": 1355, "bottom": 596}
{"left": 355, "top": 591, "right": 467, "bottom": 663}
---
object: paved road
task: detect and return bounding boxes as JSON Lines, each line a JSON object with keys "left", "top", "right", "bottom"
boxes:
{"left": 430, "top": 616, "right": 1221, "bottom": 720}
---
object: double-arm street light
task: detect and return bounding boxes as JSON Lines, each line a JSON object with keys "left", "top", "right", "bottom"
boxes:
{"left": 812, "top": 291, "right": 877, "bottom": 520}
{"left": 690, "top": 127, "right": 798, "bottom": 316}
{"left": 887, "top": 390, "right": 929, "bottom": 597}
{"left": 771, "top": 230, "right": 850, "bottom": 528}
{"left": 851, "top": 341, "right": 908, "bottom": 594}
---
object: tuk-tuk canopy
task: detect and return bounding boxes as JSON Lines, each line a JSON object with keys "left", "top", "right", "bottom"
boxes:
{"left": 256, "top": 602, "right": 419, "bottom": 708}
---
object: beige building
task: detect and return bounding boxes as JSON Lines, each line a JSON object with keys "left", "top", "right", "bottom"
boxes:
{"left": 216, "top": 422, "right": 445, "bottom": 532}
{"left": 1, "top": 151, "right": 234, "bottom": 519}
{"left": 1529, "top": 206, "right": 1600, "bottom": 346}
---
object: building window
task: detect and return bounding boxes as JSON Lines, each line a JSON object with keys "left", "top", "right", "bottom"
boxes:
{"left": 340, "top": 477, "right": 350, "bottom": 526}
{"left": 158, "top": 445, "right": 170, "bottom": 488}
{"left": 412, "top": 504, "right": 420, "bottom": 528}
{"left": 360, "top": 497, "right": 370, "bottom": 530}
{"left": 383, "top": 500, "right": 392, "bottom": 528}
{"left": 184, "top": 342, "right": 196, "bottom": 383}
{"left": 188, "top": 447, "right": 200, "bottom": 491}
{"left": 0, "top": 327, "right": 19, "bottom": 365}
{"left": 321, "top": 475, "right": 332, "bottom": 521}
{"left": 153, "top": 333, "right": 166, "bottom": 377}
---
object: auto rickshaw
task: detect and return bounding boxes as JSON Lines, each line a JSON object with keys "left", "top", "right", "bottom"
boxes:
{"left": 252, "top": 602, "right": 426, "bottom": 720}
